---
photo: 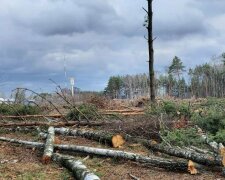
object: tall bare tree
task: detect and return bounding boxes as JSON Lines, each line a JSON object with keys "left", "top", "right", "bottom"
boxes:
{"left": 144, "top": 0, "right": 155, "bottom": 102}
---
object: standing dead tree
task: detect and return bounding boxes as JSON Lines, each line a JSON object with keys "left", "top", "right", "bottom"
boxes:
{"left": 143, "top": 0, "right": 156, "bottom": 102}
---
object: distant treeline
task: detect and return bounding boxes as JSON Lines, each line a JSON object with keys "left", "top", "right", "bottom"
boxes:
{"left": 104, "top": 53, "right": 225, "bottom": 99}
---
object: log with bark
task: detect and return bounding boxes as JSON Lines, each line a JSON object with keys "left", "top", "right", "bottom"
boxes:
{"left": 53, "top": 153, "right": 100, "bottom": 180}
{"left": 0, "top": 136, "right": 195, "bottom": 173}
{"left": 42, "top": 126, "right": 55, "bottom": 164}
{"left": 0, "top": 114, "right": 63, "bottom": 119}
{"left": 54, "top": 127, "right": 125, "bottom": 148}
{"left": 51, "top": 128, "right": 223, "bottom": 167}
{"left": 101, "top": 112, "right": 145, "bottom": 116}
{"left": 125, "top": 135, "right": 223, "bottom": 167}
{"left": 196, "top": 126, "right": 224, "bottom": 153}
{"left": 0, "top": 121, "right": 105, "bottom": 128}
{"left": 196, "top": 126, "right": 225, "bottom": 169}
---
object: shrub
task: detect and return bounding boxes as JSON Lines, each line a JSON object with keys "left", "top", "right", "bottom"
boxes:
{"left": 213, "top": 129, "right": 225, "bottom": 143}
{"left": 66, "top": 104, "right": 99, "bottom": 121}
{"left": 146, "top": 100, "right": 191, "bottom": 118}
{"left": 0, "top": 104, "right": 12, "bottom": 115}
{"left": 163, "top": 101, "right": 177, "bottom": 115}
{"left": 0, "top": 104, "right": 41, "bottom": 116}
{"left": 161, "top": 128, "right": 205, "bottom": 147}
{"left": 191, "top": 104, "right": 225, "bottom": 135}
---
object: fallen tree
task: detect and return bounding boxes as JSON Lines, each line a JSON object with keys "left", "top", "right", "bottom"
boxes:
{"left": 101, "top": 112, "right": 145, "bottom": 116}
{"left": 125, "top": 135, "right": 223, "bottom": 167}
{"left": 46, "top": 127, "right": 224, "bottom": 167}
{"left": 53, "top": 153, "right": 100, "bottom": 180}
{"left": 0, "top": 136, "right": 197, "bottom": 173}
{"left": 0, "top": 114, "right": 63, "bottom": 119}
{"left": 42, "top": 126, "right": 55, "bottom": 164}
{"left": 54, "top": 127, "right": 125, "bottom": 148}
{"left": 0, "top": 121, "right": 105, "bottom": 128}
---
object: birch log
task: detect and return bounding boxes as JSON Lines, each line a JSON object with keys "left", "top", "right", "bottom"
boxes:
{"left": 196, "top": 126, "right": 224, "bottom": 152}
{"left": 125, "top": 136, "right": 223, "bottom": 167}
{"left": 0, "top": 137, "right": 189, "bottom": 172}
{"left": 196, "top": 126, "right": 225, "bottom": 171}
{"left": 54, "top": 128, "right": 125, "bottom": 148}
{"left": 42, "top": 126, "right": 55, "bottom": 164}
{"left": 0, "top": 121, "right": 104, "bottom": 128}
{"left": 1, "top": 136, "right": 223, "bottom": 174}
{"left": 48, "top": 128, "right": 223, "bottom": 167}
{"left": 53, "top": 153, "right": 100, "bottom": 180}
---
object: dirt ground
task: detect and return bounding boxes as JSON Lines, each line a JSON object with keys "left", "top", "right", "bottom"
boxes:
{"left": 0, "top": 131, "right": 223, "bottom": 180}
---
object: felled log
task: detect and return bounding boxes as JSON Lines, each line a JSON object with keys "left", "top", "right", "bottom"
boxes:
{"left": 196, "top": 126, "right": 225, "bottom": 171}
{"left": 53, "top": 153, "right": 100, "bottom": 180}
{"left": 196, "top": 126, "right": 224, "bottom": 152}
{"left": 54, "top": 127, "right": 125, "bottom": 148}
{"left": 125, "top": 136, "right": 223, "bottom": 167}
{"left": 101, "top": 112, "right": 145, "bottom": 116}
{"left": 0, "top": 121, "right": 105, "bottom": 128}
{"left": 0, "top": 136, "right": 191, "bottom": 173}
{"left": 1, "top": 126, "right": 41, "bottom": 133}
{"left": 51, "top": 128, "right": 224, "bottom": 167}
{"left": 42, "top": 126, "right": 55, "bottom": 164}
{"left": 100, "top": 109, "right": 144, "bottom": 113}
{"left": 0, "top": 114, "right": 63, "bottom": 119}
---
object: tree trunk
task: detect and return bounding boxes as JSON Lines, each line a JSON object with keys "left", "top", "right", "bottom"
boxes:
{"left": 0, "top": 121, "right": 105, "bottom": 128}
{"left": 0, "top": 136, "right": 189, "bottom": 172}
{"left": 54, "top": 127, "right": 125, "bottom": 148}
{"left": 0, "top": 114, "right": 63, "bottom": 119}
{"left": 147, "top": 0, "right": 155, "bottom": 102}
{"left": 53, "top": 153, "right": 100, "bottom": 180}
{"left": 42, "top": 126, "right": 55, "bottom": 164}
{"left": 125, "top": 136, "right": 223, "bottom": 167}
{"left": 1, "top": 136, "right": 223, "bottom": 174}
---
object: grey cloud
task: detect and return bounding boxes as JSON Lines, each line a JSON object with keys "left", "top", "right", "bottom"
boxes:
{"left": 11, "top": 0, "right": 142, "bottom": 37}
{"left": 0, "top": 0, "right": 224, "bottom": 94}
{"left": 191, "top": 1, "right": 225, "bottom": 16}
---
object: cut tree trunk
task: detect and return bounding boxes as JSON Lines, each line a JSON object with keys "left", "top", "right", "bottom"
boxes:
{"left": 196, "top": 126, "right": 224, "bottom": 152}
{"left": 0, "top": 121, "right": 105, "bottom": 128}
{"left": 54, "top": 127, "right": 125, "bottom": 148}
{"left": 0, "top": 136, "right": 191, "bottom": 173}
{"left": 53, "top": 153, "right": 100, "bottom": 180}
{"left": 42, "top": 126, "right": 55, "bottom": 164}
{"left": 0, "top": 114, "right": 63, "bottom": 119}
{"left": 101, "top": 112, "right": 145, "bottom": 116}
{"left": 196, "top": 126, "right": 225, "bottom": 169}
{"left": 125, "top": 136, "right": 223, "bottom": 167}
{"left": 44, "top": 128, "right": 224, "bottom": 167}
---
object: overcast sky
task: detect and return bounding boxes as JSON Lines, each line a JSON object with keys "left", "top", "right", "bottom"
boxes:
{"left": 0, "top": 0, "right": 225, "bottom": 95}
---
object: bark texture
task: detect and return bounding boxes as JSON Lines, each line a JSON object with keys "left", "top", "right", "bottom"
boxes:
{"left": 42, "top": 126, "right": 55, "bottom": 164}
{"left": 125, "top": 136, "right": 223, "bottom": 166}
{"left": 0, "top": 136, "right": 188, "bottom": 172}
{"left": 54, "top": 127, "right": 125, "bottom": 148}
{"left": 0, "top": 121, "right": 104, "bottom": 128}
{"left": 53, "top": 153, "right": 100, "bottom": 180}
{"left": 0, "top": 114, "right": 63, "bottom": 119}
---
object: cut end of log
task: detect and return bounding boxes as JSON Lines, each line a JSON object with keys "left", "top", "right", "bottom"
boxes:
{"left": 188, "top": 160, "right": 198, "bottom": 175}
{"left": 42, "top": 155, "right": 51, "bottom": 164}
{"left": 112, "top": 135, "right": 125, "bottom": 148}
{"left": 220, "top": 148, "right": 225, "bottom": 166}
{"left": 54, "top": 137, "right": 61, "bottom": 144}
{"left": 150, "top": 140, "right": 158, "bottom": 145}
